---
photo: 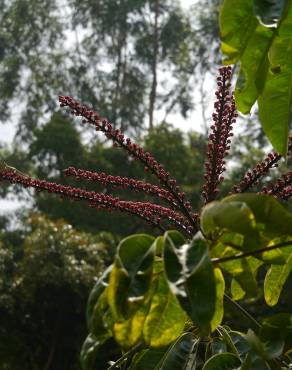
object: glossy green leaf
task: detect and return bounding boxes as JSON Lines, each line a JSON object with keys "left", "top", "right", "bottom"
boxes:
{"left": 80, "top": 334, "right": 107, "bottom": 370}
{"left": 202, "top": 353, "right": 241, "bottom": 370}
{"left": 231, "top": 279, "right": 245, "bottom": 300}
{"left": 87, "top": 266, "right": 113, "bottom": 335}
{"left": 107, "top": 234, "right": 155, "bottom": 319}
{"left": 164, "top": 233, "right": 216, "bottom": 328}
{"left": 264, "top": 245, "right": 292, "bottom": 306}
{"left": 211, "top": 268, "right": 225, "bottom": 331}
{"left": 153, "top": 235, "right": 164, "bottom": 255}
{"left": 159, "top": 332, "right": 198, "bottom": 370}
{"left": 201, "top": 200, "right": 262, "bottom": 252}
{"left": 220, "top": 0, "right": 292, "bottom": 154}
{"left": 229, "top": 331, "right": 272, "bottom": 369}
{"left": 253, "top": 0, "right": 288, "bottom": 26}
{"left": 143, "top": 261, "right": 186, "bottom": 347}
{"left": 258, "top": 68, "right": 291, "bottom": 155}
{"left": 258, "top": 4, "right": 292, "bottom": 154}
{"left": 201, "top": 201, "right": 257, "bottom": 239}
{"left": 221, "top": 256, "right": 259, "bottom": 298}
{"left": 261, "top": 313, "right": 292, "bottom": 340}
{"left": 235, "top": 24, "right": 274, "bottom": 113}
{"left": 130, "top": 348, "right": 167, "bottom": 370}
{"left": 113, "top": 299, "right": 150, "bottom": 349}
{"left": 220, "top": 0, "right": 258, "bottom": 64}
{"left": 223, "top": 194, "right": 292, "bottom": 237}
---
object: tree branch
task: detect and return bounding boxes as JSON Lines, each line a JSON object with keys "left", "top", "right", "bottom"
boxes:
{"left": 211, "top": 241, "right": 292, "bottom": 265}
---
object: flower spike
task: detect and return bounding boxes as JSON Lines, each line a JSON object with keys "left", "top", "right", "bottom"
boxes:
{"left": 202, "top": 66, "right": 237, "bottom": 204}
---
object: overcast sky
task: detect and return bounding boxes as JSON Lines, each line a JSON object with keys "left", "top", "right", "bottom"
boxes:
{"left": 0, "top": 0, "right": 208, "bottom": 214}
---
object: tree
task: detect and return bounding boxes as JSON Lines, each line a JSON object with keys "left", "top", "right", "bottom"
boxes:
{"left": 0, "top": 0, "right": 213, "bottom": 142}
{"left": 0, "top": 213, "right": 114, "bottom": 370}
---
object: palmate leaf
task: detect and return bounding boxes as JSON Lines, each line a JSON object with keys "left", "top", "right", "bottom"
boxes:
{"left": 163, "top": 231, "right": 216, "bottom": 329}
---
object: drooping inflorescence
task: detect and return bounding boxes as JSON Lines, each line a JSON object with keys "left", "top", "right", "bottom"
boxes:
{"left": 202, "top": 66, "right": 237, "bottom": 203}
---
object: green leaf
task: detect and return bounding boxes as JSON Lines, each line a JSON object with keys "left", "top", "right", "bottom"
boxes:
{"left": 220, "top": 0, "right": 258, "bottom": 64}
{"left": 258, "top": 4, "right": 292, "bottom": 154}
{"left": 202, "top": 353, "right": 241, "bottom": 370}
{"left": 231, "top": 279, "right": 245, "bottom": 301}
{"left": 80, "top": 334, "right": 108, "bottom": 370}
{"left": 159, "top": 332, "right": 198, "bottom": 370}
{"left": 113, "top": 300, "right": 150, "bottom": 349}
{"left": 229, "top": 331, "right": 272, "bottom": 369}
{"left": 143, "top": 261, "right": 186, "bottom": 347}
{"left": 130, "top": 348, "right": 167, "bottom": 370}
{"left": 164, "top": 233, "right": 216, "bottom": 328}
{"left": 261, "top": 313, "right": 292, "bottom": 340}
{"left": 222, "top": 194, "right": 292, "bottom": 237}
{"left": 253, "top": 0, "right": 288, "bottom": 26}
{"left": 221, "top": 256, "right": 259, "bottom": 298}
{"left": 234, "top": 24, "right": 274, "bottom": 113}
{"left": 210, "top": 268, "right": 225, "bottom": 331}
{"left": 86, "top": 266, "right": 112, "bottom": 335}
{"left": 201, "top": 201, "right": 256, "bottom": 236}
{"left": 107, "top": 234, "right": 155, "bottom": 319}
{"left": 153, "top": 235, "right": 164, "bottom": 255}
{"left": 264, "top": 245, "right": 292, "bottom": 306}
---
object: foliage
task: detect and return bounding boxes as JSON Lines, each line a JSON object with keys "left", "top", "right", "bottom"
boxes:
{"left": 1, "top": 65, "right": 292, "bottom": 369}
{"left": 0, "top": 214, "right": 114, "bottom": 370}
{"left": 220, "top": 0, "right": 292, "bottom": 155}
{"left": 81, "top": 212, "right": 292, "bottom": 369}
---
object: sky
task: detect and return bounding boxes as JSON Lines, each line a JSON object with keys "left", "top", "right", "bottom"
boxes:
{"left": 0, "top": 0, "right": 207, "bottom": 215}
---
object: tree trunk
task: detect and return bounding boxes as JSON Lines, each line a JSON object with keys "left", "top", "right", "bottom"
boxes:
{"left": 148, "top": 0, "right": 160, "bottom": 131}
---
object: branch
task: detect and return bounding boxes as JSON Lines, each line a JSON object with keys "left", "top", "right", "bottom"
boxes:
{"left": 212, "top": 241, "right": 292, "bottom": 264}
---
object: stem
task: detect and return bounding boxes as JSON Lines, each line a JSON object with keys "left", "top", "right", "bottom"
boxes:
{"left": 212, "top": 241, "right": 292, "bottom": 264}
{"left": 107, "top": 343, "right": 143, "bottom": 370}
{"left": 224, "top": 293, "right": 262, "bottom": 331}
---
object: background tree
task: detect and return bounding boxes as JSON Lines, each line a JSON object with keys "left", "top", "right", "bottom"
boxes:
{"left": 0, "top": 214, "right": 114, "bottom": 370}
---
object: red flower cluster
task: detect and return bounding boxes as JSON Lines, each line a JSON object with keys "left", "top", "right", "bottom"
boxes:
{"left": 233, "top": 136, "right": 292, "bottom": 193}
{"left": 202, "top": 66, "right": 237, "bottom": 203}
{"left": 261, "top": 171, "right": 292, "bottom": 200}
{"left": 59, "top": 95, "right": 197, "bottom": 229}
{"left": 63, "top": 166, "right": 176, "bottom": 206}
{"left": 0, "top": 169, "right": 195, "bottom": 236}
{"left": 1, "top": 67, "right": 291, "bottom": 238}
